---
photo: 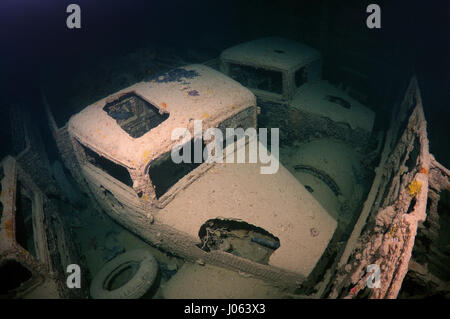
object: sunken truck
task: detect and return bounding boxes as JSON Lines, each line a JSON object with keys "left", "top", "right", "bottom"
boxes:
{"left": 219, "top": 37, "right": 375, "bottom": 148}
{"left": 41, "top": 37, "right": 450, "bottom": 298}
{"left": 44, "top": 64, "right": 338, "bottom": 288}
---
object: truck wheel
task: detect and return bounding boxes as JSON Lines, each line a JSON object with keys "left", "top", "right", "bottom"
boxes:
{"left": 90, "top": 249, "right": 158, "bottom": 299}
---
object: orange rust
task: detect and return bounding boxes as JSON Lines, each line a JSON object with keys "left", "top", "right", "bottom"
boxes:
{"left": 161, "top": 102, "right": 167, "bottom": 109}
{"left": 419, "top": 167, "right": 428, "bottom": 175}
{"left": 4, "top": 218, "right": 13, "bottom": 238}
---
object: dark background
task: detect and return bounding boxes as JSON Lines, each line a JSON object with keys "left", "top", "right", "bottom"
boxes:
{"left": 0, "top": 0, "right": 449, "bottom": 165}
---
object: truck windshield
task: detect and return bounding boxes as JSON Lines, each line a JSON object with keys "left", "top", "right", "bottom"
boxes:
{"left": 228, "top": 63, "right": 283, "bottom": 95}
{"left": 148, "top": 138, "right": 208, "bottom": 199}
{"left": 148, "top": 106, "right": 256, "bottom": 199}
{"left": 295, "top": 66, "right": 307, "bottom": 88}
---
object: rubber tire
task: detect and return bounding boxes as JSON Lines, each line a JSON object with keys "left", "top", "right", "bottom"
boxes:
{"left": 90, "top": 249, "right": 158, "bottom": 299}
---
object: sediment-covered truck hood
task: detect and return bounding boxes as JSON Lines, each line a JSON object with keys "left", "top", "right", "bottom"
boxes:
{"left": 292, "top": 80, "right": 375, "bottom": 133}
{"left": 157, "top": 143, "right": 338, "bottom": 277}
{"left": 68, "top": 64, "right": 256, "bottom": 170}
{"left": 221, "top": 37, "right": 321, "bottom": 71}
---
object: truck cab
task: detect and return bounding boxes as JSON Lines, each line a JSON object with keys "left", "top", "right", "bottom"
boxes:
{"left": 62, "top": 64, "right": 337, "bottom": 287}
{"left": 220, "top": 37, "right": 375, "bottom": 146}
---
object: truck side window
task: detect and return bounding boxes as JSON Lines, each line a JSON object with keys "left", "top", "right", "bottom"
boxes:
{"left": 295, "top": 67, "right": 307, "bottom": 88}
{"left": 15, "top": 182, "right": 37, "bottom": 259}
{"left": 80, "top": 143, "right": 133, "bottom": 187}
{"left": 228, "top": 63, "right": 282, "bottom": 95}
{"left": 218, "top": 106, "right": 257, "bottom": 149}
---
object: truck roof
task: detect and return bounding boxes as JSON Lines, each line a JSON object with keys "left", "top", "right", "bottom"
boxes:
{"left": 68, "top": 64, "right": 256, "bottom": 170}
{"left": 220, "top": 37, "right": 321, "bottom": 71}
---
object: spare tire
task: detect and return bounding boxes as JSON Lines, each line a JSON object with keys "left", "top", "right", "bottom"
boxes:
{"left": 90, "top": 249, "right": 158, "bottom": 299}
